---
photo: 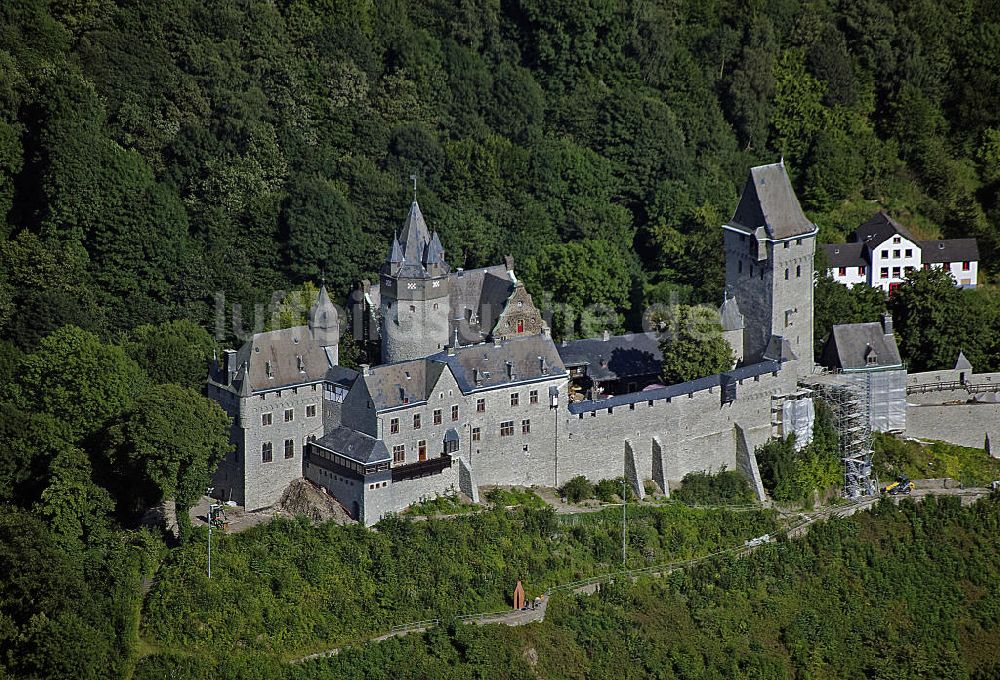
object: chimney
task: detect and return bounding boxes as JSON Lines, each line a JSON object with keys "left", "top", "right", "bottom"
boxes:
{"left": 360, "top": 363, "right": 370, "bottom": 376}
{"left": 222, "top": 349, "right": 236, "bottom": 385}
{"left": 881, "top": 314, "right": 893, "bottom": 336}
{"left": 602, "top": 329, "right": 611, "bottom": 341}
{"left": 447, "top": 344, "right": 456, "bottom": 356}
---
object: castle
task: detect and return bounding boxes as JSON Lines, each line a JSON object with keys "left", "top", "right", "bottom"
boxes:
{"left": 207, "top": 161, "right": 822, "bottom": 524}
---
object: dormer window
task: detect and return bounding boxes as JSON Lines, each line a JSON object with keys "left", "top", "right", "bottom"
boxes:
{"left": 474, "top": 368, "right": 482, "bottom": 386}
{"left": 297, "top": 355, "right": 304, "bottom": 372}
{"left": 540, "top": 356, "right": 548, "bottom": 374}
{"left": 865, "top": 345, "right": 878, "bottom": 366}
{"left": 506, "top": 361, "right": 515, "bottom": 380}
{"left": 266, "top": 361, "right": 273, "bottom": 379}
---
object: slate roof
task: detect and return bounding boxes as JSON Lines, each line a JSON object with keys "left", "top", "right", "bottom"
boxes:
{"left": 567, "top": 360, "right": 783, "bottom": 414}
{"left": 309, "top": 285, "right": 338, "bottom": 337}
{"left": 314, "top": 425, "right": 391, "bottom": 465}
{"left": 399, "top": 201, "right": 430, "bottom": 266}
{"left": 919, "top": 238, "right": 979, "bottom": 264}
{"left": 382, "top": 201, "right": 451, "bottom": 279}
{"left": 820, "top": 322, "right": 902, "bottom": 371}
{"left": 430, "top": 333, "right": 567, "bottom": 393}
{"left": 225, "top": 325, "right": 333, "bottom": 392}
{"left": 361, "top": 358, "right": 443, "bottom": 411}
{"left": 727, "top": 162, "right": 816, "bottom": 240}
{"left": 557, "top": 333, "right": 663, "bottom": 383}
{"left": 821, "top": 241, "right": 867, "bottom": 268}
{"left": 851, "top": 211, "right": 918, "bottom": 248}
{"left": 325, "top": 365, "right": 359, "bottom": 388}
{"left": 449, "top": 265, "right": 515, "bottom": 344}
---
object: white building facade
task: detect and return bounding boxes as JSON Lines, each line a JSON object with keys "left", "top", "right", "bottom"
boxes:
{"left": 822, "top": 212, "right": 979, "bottom": 293}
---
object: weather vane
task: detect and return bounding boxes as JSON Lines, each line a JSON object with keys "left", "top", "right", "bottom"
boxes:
{"left": 409, "top": 174, "right": 417, "bottom": 201}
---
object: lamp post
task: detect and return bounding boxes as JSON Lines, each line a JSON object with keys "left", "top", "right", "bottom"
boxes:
{"left": 622, "top": 474, "right": 627, "bottom": 570}
{"left": 206, "top": 487, "right": 220, "bottom": 579}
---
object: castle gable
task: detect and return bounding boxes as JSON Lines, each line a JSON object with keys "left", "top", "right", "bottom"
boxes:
{"left": 492, "top": 282, "right": 546, "bottom": 340}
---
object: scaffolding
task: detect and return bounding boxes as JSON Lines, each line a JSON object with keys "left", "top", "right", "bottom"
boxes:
{"left": 808, "top": 372, "right": 878, "bottom": 499}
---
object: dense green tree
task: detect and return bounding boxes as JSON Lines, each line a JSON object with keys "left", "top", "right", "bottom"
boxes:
{"left": 282, "top": 173, "right": 369, "bottom": 291}
{"left": 520, "top": 239, "right": 633, "bottom": 338}
{"left": 4, "top": 326, "right": 147, "bottom": 440}
{"left": 105, "top": 384, "right": 231, "bottom": 515}
{"left": 890, "top": 267, "right": 974, "bottom": 371}
{"left": 126, "top": 319, "right": 215, "bottom": 390}
{"left": 0, "top": 404, "right": 75, "bottom": 507}
{"left": 659, "top": 305, "right": 734, "bottom": 385}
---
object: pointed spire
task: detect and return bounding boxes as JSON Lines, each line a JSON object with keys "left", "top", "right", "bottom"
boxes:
{"left": 385, "top": 231, "right": 403, "bottom": 265}
{"left": 399, "top": 201, "right": 431, "bottom": 265}
{"left": 424, "top": 231, "right": 445, "bottom": 266}
{"left": 310, "top": 283, "right": 339, "bottom": 345}
{"left": 955, "top": 350, "right": 973, "bottom": 371}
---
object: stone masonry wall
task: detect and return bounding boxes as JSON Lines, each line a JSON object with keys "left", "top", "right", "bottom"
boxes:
{"left": 241, "top": 383, "right": 325, "bottom": 510}
{"left": 362, "top": 462, "right": 461, "bottom": 525}
{"left": 558, "top": 365, "right": 795, "bottom": 490}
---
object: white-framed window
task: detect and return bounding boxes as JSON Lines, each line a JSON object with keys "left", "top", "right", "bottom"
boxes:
{"left": 500, "top": 421, "right": 514, "bottom": 437}
{"left": 262, "top": 412, "right": 272, "bottom": 426}
{"left": 306, "top": 404, "right": 316, "bottom": 418}
{"left": 522, "top": 419, "right": 531, "bottom": 434}
{"left": 284, "top": 439, "right": 294, "bottom": 459}
{"left": 393, "top": 445, "right": 405, "bottom": 464}
{"left": 262, "top": 442, "right": 273, "bottom": 463}
{"left": 284, "top": 408, "right": 294, "bottom": 422}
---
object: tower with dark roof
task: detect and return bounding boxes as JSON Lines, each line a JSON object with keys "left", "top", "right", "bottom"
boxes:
{"left": 379, "top": 201, "right": 452, "bottom": 363}
{"left": 723, "top": 161, "right": 816, "bottom": 371}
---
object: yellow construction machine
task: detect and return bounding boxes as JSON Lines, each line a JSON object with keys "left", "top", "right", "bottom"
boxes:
{"left": 882, "top": 475, "right": 914, "bottom": 495}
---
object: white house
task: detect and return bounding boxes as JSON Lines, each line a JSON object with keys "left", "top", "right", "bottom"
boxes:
{"left": 822, "top": 212, "right": 979, "bottom": 293}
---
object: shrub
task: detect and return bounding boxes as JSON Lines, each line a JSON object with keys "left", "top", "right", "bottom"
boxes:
{"left": 594, "top": 478, "right": 620, "bottom": 502}
{"left": 484, "top": 487, "right": 547, "bottom": 509}
{"left": 672, "top": 469, "right": 755, "bottom": 506}
{"left": 560, "top": 476, "right": 593, "bottom": 503}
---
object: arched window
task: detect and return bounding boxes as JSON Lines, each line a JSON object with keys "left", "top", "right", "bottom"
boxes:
{"left": 796, "top": 265, "right": 802, "bottom": 277}
{"left": 784, "top": 268, "right": 789, "bottom": 280}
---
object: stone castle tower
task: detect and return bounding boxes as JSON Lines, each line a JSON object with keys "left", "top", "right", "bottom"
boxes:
{"left": 723, "top": 161, "right": 815, "bottom": 374}
{"left": 379, "top": 201, "right": 451, "bottom": 363}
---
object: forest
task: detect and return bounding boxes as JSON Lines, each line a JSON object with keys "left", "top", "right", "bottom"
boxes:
{"left": 3, "top": 0, "right": 1000, "bottom": 677}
